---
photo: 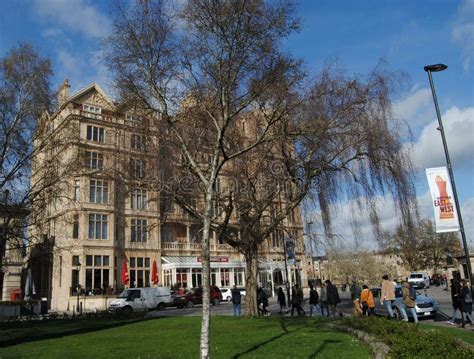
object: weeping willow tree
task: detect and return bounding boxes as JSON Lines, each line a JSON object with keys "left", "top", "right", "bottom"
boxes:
{"left": 212, "top": 62, "right": 418, "bottom": 316}
{"left": 298, "top": 63, "right": 418, "bottom": 248}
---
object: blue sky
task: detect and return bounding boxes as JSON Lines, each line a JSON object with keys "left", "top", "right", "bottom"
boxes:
{"left": 1, "top": 0, "right": 473, "bottom": 247}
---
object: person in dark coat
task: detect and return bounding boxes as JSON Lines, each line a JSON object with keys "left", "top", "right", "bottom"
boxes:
{"left": 447, "top": 278, "right": 461, "bottom": 325}
{"left": 309, "top": 285, "right": 321, "bottom": 317}
{"left": 231, "top": 285, "right": 241, "bottom": 317}
{"left": 277, "top": 287, "right": 287, "bottom": 314}
{"left": 291, "top": 284, "right": 304, "bottom": 316}
{"left": 325, "top": 279, "right": 342, "bottom": 317}
{"left": 257, "top": 287, "right": 269, "bottom": 316}
{"left": 458, "top": 280, "right": 473, "bottom": 328}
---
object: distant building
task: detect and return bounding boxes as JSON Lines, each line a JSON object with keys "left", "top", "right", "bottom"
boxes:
{"left": 29, "top": 80, "right": 307, "bottom": 312}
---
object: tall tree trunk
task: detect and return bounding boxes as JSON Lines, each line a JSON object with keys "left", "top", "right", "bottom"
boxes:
{"left": 200, "top": 190, "right": 213, "bottom": 359}
{"left": 244, "top": 251, "right": 259, "bottom": 316}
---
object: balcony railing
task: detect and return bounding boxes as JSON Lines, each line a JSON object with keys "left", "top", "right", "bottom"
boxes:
{"left": 161, "top": 242, "right": 236, "bottom": 252}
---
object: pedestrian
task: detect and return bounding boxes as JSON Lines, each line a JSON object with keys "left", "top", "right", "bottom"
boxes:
{"left": 350, "top": 280, "right": 362, "bottom": 317}
{"left": 320, "top": 282, "right": 329, "bottom": 317}
{"left": 309, "top": 285, "right": 321, "bottom": 317}
{"left": 257, "top": 288, "right": 270, "bottom": 316}
{"left": 277, "top": 287, "right": 288, "bottom": 314}
{"left": 291, "top": 284, "right": 304, "bottom": 316}
{"left": 458, "top": 280, "right": 473, "bottom": 328}
{"left": 401, "top": 281, "right": 418, "bottom": 324}
{"left": 447, "top": 278, "right": 461, "bottom": 325}
{"left": 231, "top": 285, "right": 241, "bottom": 317}
{"left": 359, "top": 285, "right": 375, "bottom": 316}
{"left": 381, "top": 275, "right": 396, "bottom": 319}
{"left": 325, "top": 279, "right": 342, "bottom": 317}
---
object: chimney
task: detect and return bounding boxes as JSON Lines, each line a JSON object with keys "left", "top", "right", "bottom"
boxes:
{"left": 58, "top": 78, "right": 70, "bottom": 108}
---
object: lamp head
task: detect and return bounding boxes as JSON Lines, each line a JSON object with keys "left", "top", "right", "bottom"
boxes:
{"left": 424, "top": 64, "right": 448, "bottom": 72}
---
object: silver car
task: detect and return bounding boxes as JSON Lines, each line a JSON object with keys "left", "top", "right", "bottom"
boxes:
{"left": 371, "top": 285, "right": 439, "bottom": 320}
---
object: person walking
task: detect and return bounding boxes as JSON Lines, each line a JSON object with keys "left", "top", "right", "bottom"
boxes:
{"left": 320, "top": 282, "right": 329, "bottom": 317}
{"left": 359, "top": 285, "right": 375, "bottom": 316}
{"left": 291, "top": 285, "right": 304, "bottom": 316}
{"left": 231, "top": 285, "right": 241, "bottom": 317}
{"left": 447, "top": 278, "right": 461, "bottom": 325}
{"left": 458, "top": 280, "right": 473, "bottom": 328}
{"left": 309, "top": 285, "right": 321, "bottom": 317}
{"left": 277, "top": 287, "right": 287, "bottom": 314}
{"left": 326, "top": 280, "right": 342, "bottom": 317}
{"left": 258, "top": 288, "right": 270, "bottom": 316}
{"left": 401, "top": 281, "right": 418, "bottom": 324}
{"left": 350, "top": 280, "right": 362, "bottom": 317}
{"left": 381, "top": 275, "right": 396, "bottom": 319}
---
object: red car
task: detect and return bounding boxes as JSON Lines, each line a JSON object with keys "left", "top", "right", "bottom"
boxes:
{"left": 178, "top": 286, "right": 222, "bottom": 308}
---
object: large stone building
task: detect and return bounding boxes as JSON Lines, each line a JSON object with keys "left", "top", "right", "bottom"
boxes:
{"left": 29, "top": 81, "right": 306, "bottom": 312}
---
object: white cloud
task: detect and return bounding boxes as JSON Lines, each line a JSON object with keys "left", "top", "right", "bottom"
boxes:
{"left": 304, "top": 191, "right": 474, "bottom": 252}
{"left": 393, "top": 87, "right": 432, "bottom": 127}
{"left": 410, "top": 106, "right": 474, "bottom": 170}
{"left": 452, "top": 0, "right": 474, "bottom": 71}
{"left": 460, "top": 197, "right": 474, "bottom": 250}
{"left": 34, "top": 0, "right": 111, "bottom": 38}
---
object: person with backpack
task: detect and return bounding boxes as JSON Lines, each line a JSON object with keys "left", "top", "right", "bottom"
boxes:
{"left": 326, "top": 279, "right": 342, "bottom": 317}
{"left": 458, "top": 280, "right": 473, "bottom": 328}
{"left": 401, "top": 281, "right": 418, "bottom": 324}
{"left": 309, "top": 285, "right": 321, "bottom": 317}
{"left": 350, "top": 280, "right": 362, "bottom": 317}
{"left": 359, "top": 285, "right": 375, "bottom": 316}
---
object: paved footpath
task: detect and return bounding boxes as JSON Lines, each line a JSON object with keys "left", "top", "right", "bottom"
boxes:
{"left": 147, "top": 285, "right": 473, "bottom": 332}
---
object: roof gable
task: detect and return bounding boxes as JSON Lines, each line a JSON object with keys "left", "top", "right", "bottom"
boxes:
{"left": 68, "top": 83, "right": 114, "bottom": 111}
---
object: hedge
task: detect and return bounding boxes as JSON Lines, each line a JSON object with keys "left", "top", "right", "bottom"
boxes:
{"left": 336, "top": 316, "right": 474, "bottom": 358}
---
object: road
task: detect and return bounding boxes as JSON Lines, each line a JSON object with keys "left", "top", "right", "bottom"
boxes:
{"left": 147, "top": 285, "right": 461, "bottom": 327}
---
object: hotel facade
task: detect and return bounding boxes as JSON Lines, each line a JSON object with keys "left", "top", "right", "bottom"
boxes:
{"left": 29, "top": 80, "right": 306, "bottom": 312}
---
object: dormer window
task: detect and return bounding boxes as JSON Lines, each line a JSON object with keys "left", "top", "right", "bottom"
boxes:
{"left": 83, "top": 104, "right": 102, "bottom": 119}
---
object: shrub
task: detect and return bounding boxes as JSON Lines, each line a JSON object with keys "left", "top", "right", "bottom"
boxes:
{"left": 336, "top": 317, "right": 474, "bottom": 358}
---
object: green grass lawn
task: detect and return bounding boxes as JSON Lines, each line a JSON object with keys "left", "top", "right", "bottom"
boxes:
{"left": 0, "top": 316, "right": 370, "bottom": 359}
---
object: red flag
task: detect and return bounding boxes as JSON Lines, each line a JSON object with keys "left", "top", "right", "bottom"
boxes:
{"left": 151, "top": 260, "right": 159, "bottom": 285}
{"left": 121, "top": 259, "right": 129, "bottom": 285}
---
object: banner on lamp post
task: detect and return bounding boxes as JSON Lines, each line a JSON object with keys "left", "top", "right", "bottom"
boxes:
{"left": 425, "top": 166, "right": 460, "bottom": 233}
{"left": 285, "top": 236, "right": 296, "bottom": 266}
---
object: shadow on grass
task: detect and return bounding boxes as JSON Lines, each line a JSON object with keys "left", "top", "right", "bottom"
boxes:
{"left": 308, "top": 339, "right": 342, "bottom": 358}
{"left": 0, "top": 317, "right": 159, "bottom": 348}
{"left": 231, "top": 317, "right": 329, "bottom": 358}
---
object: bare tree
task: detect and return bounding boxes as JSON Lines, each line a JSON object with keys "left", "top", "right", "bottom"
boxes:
{"left": 216, "top": 63, "right": 418, "bottom": 315}
{"left": 389, "top": 219, "right": 461, "bottom": 272}
{"left": 104, "top": 1, "right": 301, "bottom": 357}
{"left": 0, "top": 43, "right": 54, "bottom": 270}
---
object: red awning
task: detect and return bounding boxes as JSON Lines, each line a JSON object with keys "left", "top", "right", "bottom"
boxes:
{"left": 121, "top": 259, "right": 129, "bottom": 285}
{"left": 151, "top": 260, "right": 159, "bottom": 285}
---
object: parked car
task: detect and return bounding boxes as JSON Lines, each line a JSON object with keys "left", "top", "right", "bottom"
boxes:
{"left": 220, "top": 287, "right": 246, "bottom": 302}
{"left": 168, "top": 291, "right": 187, "bottom": 308}
{"left": 108, "top": 287, "right": 172, "bottom": 312}
{"left": 179, "top": 286, "right": 223, "bottom": 308}
{"left": 407, "top": 272, "right": 430, "bottom": 289}
{"left": 370, "top": 285, "right": 438, "bottom": 320}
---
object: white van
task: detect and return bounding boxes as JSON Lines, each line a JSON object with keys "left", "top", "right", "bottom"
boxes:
{"left": 407, "top": 272, "right": 430, "bottom": 289}
{"left": 109, "top": 287, "right": 172, "bottom": 312}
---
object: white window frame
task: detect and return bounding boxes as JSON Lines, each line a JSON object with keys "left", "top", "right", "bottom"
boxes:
{"left": 131, "top": 218, "right": 148, "bottom": 243}
{"left": 86, "top": 125, "right": 105, "bottom": 143}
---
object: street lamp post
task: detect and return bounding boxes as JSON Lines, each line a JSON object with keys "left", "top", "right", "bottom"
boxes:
{"left": 307, "top": 221, "right": 317, "bottom": 284}
{"left": 76, "top": 262, "right": 81, "bottom": 315}
{"left": 424, "top": 64, "right": 473, "bottom": 290}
